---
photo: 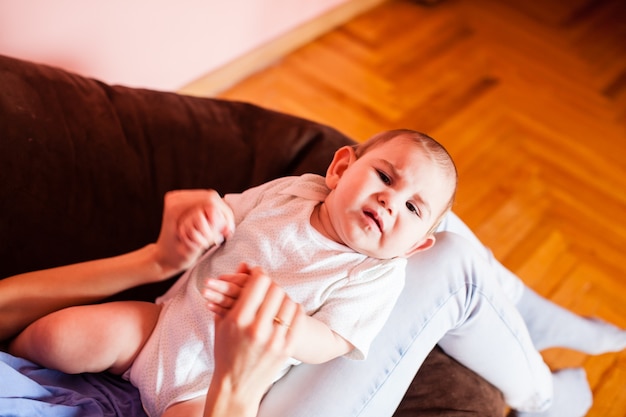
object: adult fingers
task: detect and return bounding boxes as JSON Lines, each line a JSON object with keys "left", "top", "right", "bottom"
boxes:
{"left": 283, "top": 303, "right": 305, "bottom": 353}
{"left": 229, "top": 269, "right": 273, "bottom": 324}
{"left": 246, "top": 268, "right": 285, "bottom": 331}
{"left": 272, "top": 294, "right": 296, "bottom": 334}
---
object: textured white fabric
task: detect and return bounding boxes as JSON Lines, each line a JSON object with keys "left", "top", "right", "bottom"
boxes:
{"left": 129, "top": 174, "right": 406, "bottom": 417}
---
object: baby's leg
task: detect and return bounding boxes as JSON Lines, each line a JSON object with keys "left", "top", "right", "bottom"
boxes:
{"left": 162, "top": 396, "right": 205, "bottom": 417}
{"left": 440, "top": 212, "right": 626, "bottom": 355}
{"left": 9, "top": 301, "right": 160, "bottom": 375}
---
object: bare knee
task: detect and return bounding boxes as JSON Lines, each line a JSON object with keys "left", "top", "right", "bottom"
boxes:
{"left": 9, "top": 310, "right": 72, "bottom": 369}
{"left": 8, "top": 302, "right": 161, "bottom": 375}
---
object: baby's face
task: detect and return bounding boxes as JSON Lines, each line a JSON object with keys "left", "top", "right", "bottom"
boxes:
{"left": 324, "top": 137, "right": 453, "bottom": 259}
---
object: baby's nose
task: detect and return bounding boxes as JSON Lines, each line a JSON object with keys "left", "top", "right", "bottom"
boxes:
{"left": 378, "top": 192, "right": 396, "bottom": 214}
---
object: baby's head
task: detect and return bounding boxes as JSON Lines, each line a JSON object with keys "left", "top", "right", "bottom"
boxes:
{"left": 354, "top": 129, "right": 458, "bottom": 231}
{"left": 320, "top": 129, "right": 457, "bottom": 259}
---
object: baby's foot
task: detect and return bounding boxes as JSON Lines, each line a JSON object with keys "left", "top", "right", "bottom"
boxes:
{"left": 509, "top": 368, "right": 592, "bottom": 417}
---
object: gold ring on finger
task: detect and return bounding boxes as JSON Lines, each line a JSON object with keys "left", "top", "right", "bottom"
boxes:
{"left": 273, "top": 316, "right": 291, "bottom": 329}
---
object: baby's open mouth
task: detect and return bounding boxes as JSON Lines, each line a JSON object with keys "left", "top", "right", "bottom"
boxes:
{"left": 364, "top": 210, "right": 382, "bottom": 232}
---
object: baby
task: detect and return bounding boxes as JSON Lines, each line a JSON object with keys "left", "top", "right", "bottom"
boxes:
{"left": 10, "top": 129, "right": 457, "bottom": 417}
{"left": 12, "top": 128, "right": 624, "bottom": 417}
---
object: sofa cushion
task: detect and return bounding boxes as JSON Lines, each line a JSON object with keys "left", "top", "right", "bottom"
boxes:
{"left": 394, "top": 346, "right": 504, "bottom": 417}
{"left": 0, "top": 54, "right": 505, "bottom": 416}
{"left": 0, "top": 54, "right": 351, "bottom": 301}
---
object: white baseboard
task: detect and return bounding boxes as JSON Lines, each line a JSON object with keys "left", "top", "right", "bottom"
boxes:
{"left": 178, "top": 0, "right": 387, "bottom": 96}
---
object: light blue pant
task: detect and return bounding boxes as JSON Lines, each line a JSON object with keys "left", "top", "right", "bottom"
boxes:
{"left": 258, "top": 213, "right": 553, "bottom": 416}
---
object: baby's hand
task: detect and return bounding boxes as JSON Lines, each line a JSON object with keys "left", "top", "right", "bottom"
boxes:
{"left": 201, "top": 263, "right": 254, "bottom": 316}
{"left": 154, "top": 189, "right": 235, "bottom": 276}
{"left": 177, "top": 189, "right": 235, "bottom": 250}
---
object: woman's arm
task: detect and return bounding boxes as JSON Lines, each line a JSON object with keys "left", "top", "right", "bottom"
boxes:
{"left": 0, "top": 189, "right": 235, "bottom": 342}
{"left": 0, "top": 244, "right": 167, "bottom": 341}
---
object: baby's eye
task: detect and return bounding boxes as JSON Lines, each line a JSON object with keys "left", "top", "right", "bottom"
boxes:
{"left": 377, "top": 170, "right": 391, "bottom": 185}
{"left": 406, "top": 202, "right": 421, "bottom": 217}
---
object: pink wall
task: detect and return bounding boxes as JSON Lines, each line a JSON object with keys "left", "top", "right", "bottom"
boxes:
{"left": 0, "top": 0, "right": 346, "bottom": 91}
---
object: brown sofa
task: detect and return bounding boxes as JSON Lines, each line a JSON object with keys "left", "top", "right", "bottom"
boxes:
{"left": 0, "top": 54, "right": 504, "bottom": 416}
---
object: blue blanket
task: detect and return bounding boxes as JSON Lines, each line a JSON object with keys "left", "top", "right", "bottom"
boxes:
{"left": 0, "top": 352, "right": 147, "bottom": 417}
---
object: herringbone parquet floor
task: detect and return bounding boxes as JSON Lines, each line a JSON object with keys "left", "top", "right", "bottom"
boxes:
{"left": 190, "top": 0, "right": 626, "bottom": 414}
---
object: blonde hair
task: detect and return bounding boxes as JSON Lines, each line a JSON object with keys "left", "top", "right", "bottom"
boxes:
{"left": 354, "top": 129, "right": 458, "bottom": 234}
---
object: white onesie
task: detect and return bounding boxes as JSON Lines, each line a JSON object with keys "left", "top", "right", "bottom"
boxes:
{"left": 127, "top": 174, "right": 407, "bottom": 417}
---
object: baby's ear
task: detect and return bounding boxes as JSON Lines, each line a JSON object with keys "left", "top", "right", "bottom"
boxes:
{"left": 403, "top": 234, "right": 436, "bottom": 257}
{"left": 325, "top": 146, "right": 357, "bottom": 189}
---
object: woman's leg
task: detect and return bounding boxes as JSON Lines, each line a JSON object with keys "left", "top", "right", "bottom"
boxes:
{"left": 516, "top": 287, "right": 626, "bottom": 353}
{"left": 440, "top": 212, "right": 626, "bottom": 354}
{"left": 437, "top": 212, "right": 525, "bottom": 302}
{"left": 9, "top": 301, "right": 160, "bottom": 375}
{"left": 259, "top": 232, "right": 552, "bottom": 416}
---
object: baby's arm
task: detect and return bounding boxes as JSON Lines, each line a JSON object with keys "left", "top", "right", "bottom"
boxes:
{"left": 289, "top": 312, "right": 354, "bottom": 364}
{"left": 202, "top": 264, "right": 354, "bottom": 365}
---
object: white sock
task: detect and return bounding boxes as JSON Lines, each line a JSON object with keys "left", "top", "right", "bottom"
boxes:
{"left": 516, "top": 287, "right": 626, "bottom": 354}
{"left": 510, "top": 368, "right": 592, "bottom": 417}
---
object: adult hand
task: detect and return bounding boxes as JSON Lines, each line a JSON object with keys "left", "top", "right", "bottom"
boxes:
{"left": 204, "top": 267, "right": 304, "bottom": 417}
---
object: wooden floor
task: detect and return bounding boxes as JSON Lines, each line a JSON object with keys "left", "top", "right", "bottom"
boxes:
{"left": 191, "top": 0, "right": 626, "bottom": 415}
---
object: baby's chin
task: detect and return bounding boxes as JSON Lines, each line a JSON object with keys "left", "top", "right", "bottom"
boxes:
{"left": 348, "top": 243, "right": 398, "bottom": 260}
